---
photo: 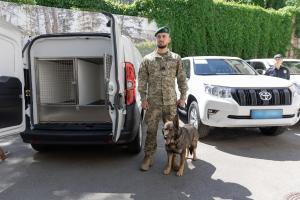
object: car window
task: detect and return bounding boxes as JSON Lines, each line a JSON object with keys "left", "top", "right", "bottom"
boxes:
{"left": 193, "top": 59, "right": 257, "bottom": 75}
{"left": 250, "top": 62, "right": 266, "bottom": 70}
{"left": 282, "top": 61, "right": 300, "bottom": 75}
{"left": 182, "top": 59, "right": 190, "bottom": 78}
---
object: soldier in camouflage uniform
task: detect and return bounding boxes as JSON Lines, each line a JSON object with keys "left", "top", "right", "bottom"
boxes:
{"left": 138, "top": 26, "right": 188, "bottom": 171}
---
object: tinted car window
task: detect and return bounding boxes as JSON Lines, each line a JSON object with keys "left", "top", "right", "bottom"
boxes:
{"left": 193, "top": 59, "right": 257, "bottom": 75}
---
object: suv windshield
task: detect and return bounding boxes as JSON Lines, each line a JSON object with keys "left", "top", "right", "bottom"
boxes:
{"left": 282, "top": 61, "right": 300, "bottom": 75}
{"left": 194, "top": 59, "right": 257, "bottom": 75}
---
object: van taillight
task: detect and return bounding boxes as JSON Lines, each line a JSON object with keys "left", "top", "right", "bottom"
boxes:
{"left": 125, "top": 62, "right": 136, "bottom": 105}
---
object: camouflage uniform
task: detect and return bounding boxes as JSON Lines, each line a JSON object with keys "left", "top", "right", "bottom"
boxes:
{"left": 138, "top": 49, "right": 188, "bottom": 156}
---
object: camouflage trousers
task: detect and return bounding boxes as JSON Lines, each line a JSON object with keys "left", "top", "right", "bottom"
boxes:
{"left": 144, "top": 104, "right": 177, "bottom": 156}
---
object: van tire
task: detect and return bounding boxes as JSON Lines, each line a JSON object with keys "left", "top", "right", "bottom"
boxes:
{"left": 31, "top": 144, "right": 49, "bottom": 152}
{"left": 259, "top": 126, "right": 286, "bottom": 136}
{"left": 127, "top": 123, "right": 142, "bottom": 154}
{"left": 188, "top": 101, "right": 210, "bottom": 138}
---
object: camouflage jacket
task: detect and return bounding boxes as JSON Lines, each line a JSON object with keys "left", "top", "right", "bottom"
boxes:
{"left": 138, "top": 49, "right": 188, "bottom": 106}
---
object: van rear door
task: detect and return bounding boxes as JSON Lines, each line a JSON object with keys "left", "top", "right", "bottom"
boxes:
{"left": 0, "top": 20, "right": 25, "bottom": 137}
{"left": 103, "top": 12, "right": 126, "bottom": 142}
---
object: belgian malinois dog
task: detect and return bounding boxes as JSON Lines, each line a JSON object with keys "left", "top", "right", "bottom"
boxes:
{"left": 162, "top": 115, "right": 199, "bottom": 176}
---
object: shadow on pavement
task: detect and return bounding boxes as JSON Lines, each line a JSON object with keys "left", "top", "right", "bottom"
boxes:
{"left": 201, "top": 122, "right": 300, "bottom": 161}
{"left": 0, "top": 138, "right": 252, "bottom": 200}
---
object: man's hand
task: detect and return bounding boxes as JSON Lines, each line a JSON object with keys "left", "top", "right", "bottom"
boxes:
{"left": 176, "top": 99, "right": 185, "bottom": 108}
{"left": 141, "top": 100, "right": 149, "bottom": 110}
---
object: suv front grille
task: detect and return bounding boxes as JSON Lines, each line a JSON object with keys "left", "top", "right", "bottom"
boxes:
{"left": 231, "top": 88, "right": 292, "bottom": 106}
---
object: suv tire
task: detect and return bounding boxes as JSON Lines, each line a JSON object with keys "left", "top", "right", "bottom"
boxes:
{"left": 31, "top": 144, "right": 50, "bottom": 152}
{"left": 188, "top": 101, "right": 210, "bottom": 138}
{"left": 259, "top": 126, "right": 286, "bottom": 136}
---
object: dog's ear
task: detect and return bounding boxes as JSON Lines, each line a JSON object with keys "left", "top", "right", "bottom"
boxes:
{"left": 173, "top": 114, "right": 179, "bottom": 129}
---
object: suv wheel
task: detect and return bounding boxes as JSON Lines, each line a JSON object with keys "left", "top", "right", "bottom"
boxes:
{"left": 31, "top": 144, "right": 50, "bottom": 152}
{"left": 259, "top": 126, "right": 286, "bottom": 136}
{"left": 127, "top": 123, "right": 143, "bottom": 154}
{"left": 188, "top": 101, "right": 210, "bottom": 138}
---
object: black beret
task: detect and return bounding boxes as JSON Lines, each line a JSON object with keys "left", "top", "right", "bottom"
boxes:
{"left": 154, "top": 26, "right": 170, "bottom": 37}
{"left": 274, "top": 54, "right": 283, "bottom": 59}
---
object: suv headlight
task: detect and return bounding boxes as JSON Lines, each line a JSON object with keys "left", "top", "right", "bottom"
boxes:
{"left": 204, "top": 84, "right": 232, "bottom": 98}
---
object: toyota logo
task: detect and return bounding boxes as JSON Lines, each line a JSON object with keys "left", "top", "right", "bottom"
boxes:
{"left": 259, "top": 91, "right": 272, "bottom": 101}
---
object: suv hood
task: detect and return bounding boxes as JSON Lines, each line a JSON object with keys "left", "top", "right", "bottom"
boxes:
{"left": 199, "top": 75, "right": 292, "bottom": 88}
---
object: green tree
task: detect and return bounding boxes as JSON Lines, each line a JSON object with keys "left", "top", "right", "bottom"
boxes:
{"left": 224, "top": 0, "right": 286, "bottom": 9}
{"left": 266, "top": 0, "right": 286, "bottom": 9}
{"left": 286, "top": 0, "right": 300, "bottom": 6}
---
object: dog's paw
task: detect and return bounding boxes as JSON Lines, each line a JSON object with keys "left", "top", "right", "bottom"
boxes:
{"left": 163, "top": 167, "right": 171, "bottom": 175}
{"left": 176, "top": 170, "right": 184, "bottom": 176}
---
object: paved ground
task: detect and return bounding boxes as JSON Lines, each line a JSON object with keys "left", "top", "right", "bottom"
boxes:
{"left": 0, "top": 122, "right": 300, "bottom": 200}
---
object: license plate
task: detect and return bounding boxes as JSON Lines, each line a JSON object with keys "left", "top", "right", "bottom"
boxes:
{"left": 251, "top": 109, "right": 283, "bottom": 119}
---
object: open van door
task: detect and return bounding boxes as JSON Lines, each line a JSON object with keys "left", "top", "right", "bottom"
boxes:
{"left": 103, "top": 12, "right": 125, "bottom": 142}
{"left": 0, "top": 20, "right": 25, "bottom": 137}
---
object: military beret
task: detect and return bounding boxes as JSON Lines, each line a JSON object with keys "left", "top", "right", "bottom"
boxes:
{"left": 154, "top": 26, "right": 170, "bottom": 37}
{"left": 274, "top": 54, "right": 283, "bottom": 59}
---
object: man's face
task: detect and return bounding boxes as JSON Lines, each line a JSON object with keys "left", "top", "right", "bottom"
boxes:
{"left": 156, "top": 33, "right": 170, "bottom": 49}
{"left": 274, "top": 57, "right": 283, "bottom": 67}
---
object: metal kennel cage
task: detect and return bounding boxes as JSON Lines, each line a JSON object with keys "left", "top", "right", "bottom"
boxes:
{"left": 36, "top": 59, "right": 76, "bottom": 105}
{"left": 34, "top": 57, "right": 112, "bottom": 123}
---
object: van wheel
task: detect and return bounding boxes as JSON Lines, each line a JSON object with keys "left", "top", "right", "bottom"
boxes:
{"left": 259, "top": 126, "right": 286, "bottom": 136}
{"left": 127, "top": 123, "right": 143, "bottom": 154}
{"left": 188, "top": 101, "right": 210, "bottom": 138}
{"left": 31, "top": 144, "right": 49, "bottom": 152}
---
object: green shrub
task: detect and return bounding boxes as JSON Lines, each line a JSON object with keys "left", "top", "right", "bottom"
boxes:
{"left": 137, "top": 0, "right": 293, "bottom": 58}
{"left": 2, "top": 0, "right": 296, "bottom": 58}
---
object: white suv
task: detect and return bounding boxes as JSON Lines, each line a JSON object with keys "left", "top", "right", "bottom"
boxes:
{"left": 178, "top": 56, "right": 300, "bottom": 138}
{"left": 0, "top": 13, "right": 143, "bottom": 153}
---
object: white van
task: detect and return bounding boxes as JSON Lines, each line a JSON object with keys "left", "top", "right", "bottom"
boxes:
{"left": 0, "top": 13, "right": 143, "bottom": 153}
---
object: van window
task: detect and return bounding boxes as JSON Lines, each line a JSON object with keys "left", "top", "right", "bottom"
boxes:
{"left": 182, "top": 60, "right": 190, "bottom": 78}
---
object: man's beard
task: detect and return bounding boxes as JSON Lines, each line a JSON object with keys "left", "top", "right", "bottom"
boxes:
{"left": 157, "top": 44, "right": 167, "bottom": 49}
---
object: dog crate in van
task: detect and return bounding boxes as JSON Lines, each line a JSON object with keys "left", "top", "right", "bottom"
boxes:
{"left": 0, "top": 13, "right": 143, "bottom": 153}
{"left": 34, "top": 50, "right": 111, "bottom": 123}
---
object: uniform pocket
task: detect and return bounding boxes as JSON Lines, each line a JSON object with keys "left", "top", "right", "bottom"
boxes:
{"left": 166, "top": 59, "right": 178, "bottom": 77}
